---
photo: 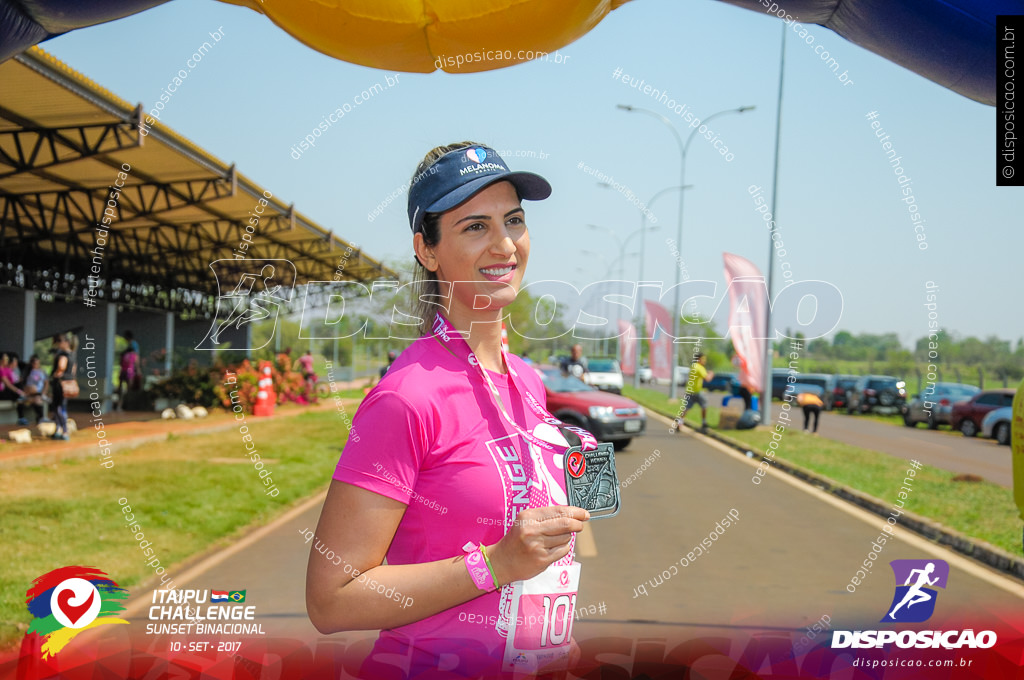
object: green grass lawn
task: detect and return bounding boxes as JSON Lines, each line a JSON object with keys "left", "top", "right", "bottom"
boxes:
{"left": 0, "top": 406, "right": 357, "bottom": 650}
{"left": 623, "top": 386, "right": 1022, "bottom": 557}
{"left": 625, "top": 385, "right": 722, "bottom": 428}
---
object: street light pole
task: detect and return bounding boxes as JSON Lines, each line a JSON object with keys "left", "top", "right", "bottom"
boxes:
{"left": 580, "top": 246, "right": 611, "bottom": 355}
{"left": 762, "top": 23, "right": 787, "bottom": 428}
{"left": 584, "top": 232, "right": 644, "bottom": 358}
{"left": 617, "top": 104, "right": 755, "bottom": 398}
{"left": 632, "top": 185, "right": 688, "bottom": 388}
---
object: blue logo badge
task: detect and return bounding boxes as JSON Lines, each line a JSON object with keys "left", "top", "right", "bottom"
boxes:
{"left": 882, "top": 559, "right": 949, "bottom": 623}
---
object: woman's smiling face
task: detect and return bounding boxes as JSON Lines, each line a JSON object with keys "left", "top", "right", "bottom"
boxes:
{"left": 416, "top": 181, "right": 529, "bottom": 326}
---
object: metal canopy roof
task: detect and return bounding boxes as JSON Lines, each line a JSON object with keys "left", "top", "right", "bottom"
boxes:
{"left": 0, "top": 46, "right": 396, "bottom": 316}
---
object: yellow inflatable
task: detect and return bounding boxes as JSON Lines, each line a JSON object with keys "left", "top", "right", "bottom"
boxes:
{"left": 220, "top": 0, "right": 631, "bottom": 73}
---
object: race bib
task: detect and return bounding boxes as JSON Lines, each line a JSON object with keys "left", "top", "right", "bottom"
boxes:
{"left": 502, "top": 562, "right": 581, "bottom": 674}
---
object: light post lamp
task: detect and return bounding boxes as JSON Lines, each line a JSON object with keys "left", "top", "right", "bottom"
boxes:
{"left": 579, "top": 248, "right": 611, "bottom": 355}
{"left": 586, "top": 224, "right": 657, "bottom": 363}
{"left": 582, "top": 245, "right": 638, "bottom": 355}
{"left": 630, "top": 184, "right": 689, "bottom": 387}
{"left": 617, "top": 103, "right": 755, "bottom": 399}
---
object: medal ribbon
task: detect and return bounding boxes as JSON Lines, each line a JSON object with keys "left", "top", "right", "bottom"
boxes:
{"left": 431, "top": 312, "right": 598, "bottom": 458}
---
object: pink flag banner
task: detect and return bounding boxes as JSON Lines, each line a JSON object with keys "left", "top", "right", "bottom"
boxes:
{"left": 643, "top": 299, "right": 674, "bottom": 383}
{"left": 722, "top": 252, "right": 767, "bottom": 393}
{"left": 617, "top": 320, "right": 637, "bottom": 375}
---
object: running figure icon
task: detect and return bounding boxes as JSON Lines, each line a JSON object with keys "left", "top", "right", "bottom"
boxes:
{"left": 887, "top": 562, "right": 939, "bottom": 620}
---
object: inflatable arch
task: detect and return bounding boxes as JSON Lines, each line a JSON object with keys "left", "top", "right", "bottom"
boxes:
{"left": 0, "top": 0, "right": 1008, "bottom": 104}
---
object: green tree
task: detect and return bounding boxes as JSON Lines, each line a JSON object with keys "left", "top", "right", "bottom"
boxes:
{"left": 885, "top": 349, "right": 914, "bottom": 377}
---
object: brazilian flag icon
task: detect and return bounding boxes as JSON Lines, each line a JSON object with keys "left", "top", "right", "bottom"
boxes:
{"left": 228, "top": 590, "right": 246, "bottom": 602}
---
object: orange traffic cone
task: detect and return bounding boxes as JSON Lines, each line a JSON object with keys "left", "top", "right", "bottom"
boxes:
{"left": 253, "top": 361, "right": 276, "bottom": 417}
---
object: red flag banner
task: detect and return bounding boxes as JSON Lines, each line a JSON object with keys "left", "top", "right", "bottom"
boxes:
{"left": 644, "top": 299, "right": 673, "bottom": 382}
{"left": 722, "top": 252, "right": 767, "bottom": 393}
{"left": 617, "top": 320, "right": 637, "bottom": 375}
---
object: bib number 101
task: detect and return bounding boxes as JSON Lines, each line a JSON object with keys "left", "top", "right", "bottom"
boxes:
{"left": 539, "top": 594, "right": 576, "bottom": 647}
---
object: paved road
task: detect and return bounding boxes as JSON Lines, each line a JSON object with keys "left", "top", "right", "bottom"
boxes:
{"left": 46, "top": 412, "right": 1021, "bottom": 678}
{"left": 639, "top": 381, "right": 1012, "bottom": 487}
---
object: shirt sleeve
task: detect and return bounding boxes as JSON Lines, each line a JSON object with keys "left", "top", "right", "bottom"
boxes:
{"left": 333, "top": 389, "right": 431, "bottom": 505}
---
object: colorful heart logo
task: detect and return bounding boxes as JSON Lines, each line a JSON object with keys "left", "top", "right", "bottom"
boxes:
{"left": 55, "top": 586, "right": 95, "bottom": 626}
{"left": 567, "top": 450, "right": 586, "bottom": 478}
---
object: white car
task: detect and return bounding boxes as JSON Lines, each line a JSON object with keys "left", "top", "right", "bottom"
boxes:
{"left": 981, "top": 406, "right": 1012, "bottom": 446}
{"left": 584, "top": 358, "right": 624, "bottom": 394}
{"left": 674, "top": 365, "right": 690, "bottom": 386}
{"left": 637, "top": 365, "right": 653, "bottom": 383}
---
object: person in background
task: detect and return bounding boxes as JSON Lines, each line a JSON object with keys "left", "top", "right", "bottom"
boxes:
{"left": 17, "top": 355, "right": 47, "bottom": 425}
{"left": 674, "top": 352, "right": 713, "bottom": 433}
{"left": 8, "top": 352, "right": 22, "bottom": 386}
{"left": 117, "top": 332, "right": 140, "bottom": 411}
{"left": 49, "top": 334, "right": 74, "bottom": 441}
{"left": 296, "top": 349, "right": 317, "bottom": 391}
{"left": 124, "top": 329, "right": 140, "bottom": 355}
{"left": 731, "top": 353, "right": 754, "bottom": 411}
{"left": 1, "top": 352, "right": 26, "bottom": 419}
{"left": 797, "top": 387, "right": 824, "bottom": 434}
{"left": 379, "top": 349, "right": 397, "bottom": 379}
{"left": 560, "top": 343, "right": 587, "bottom": 379}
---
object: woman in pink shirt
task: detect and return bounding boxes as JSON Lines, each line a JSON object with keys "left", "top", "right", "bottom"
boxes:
{"left": 306, "top": 143, "right": 593, "bottom": 678}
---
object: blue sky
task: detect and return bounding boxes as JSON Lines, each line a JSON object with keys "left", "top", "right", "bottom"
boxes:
{"left": 41, "top": 0, "right": 1020, "bottom": 348}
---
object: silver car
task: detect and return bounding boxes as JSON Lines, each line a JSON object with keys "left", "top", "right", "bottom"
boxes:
{"left": 903, "top": 382, "right": 979, "bottom": 429}
{"left": 981, "top": 406, "right": 1012, "bottom": 445}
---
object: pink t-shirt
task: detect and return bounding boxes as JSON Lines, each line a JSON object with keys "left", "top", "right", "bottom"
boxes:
{"left": 333, "top": 333, "right": 574, "bottom": 676}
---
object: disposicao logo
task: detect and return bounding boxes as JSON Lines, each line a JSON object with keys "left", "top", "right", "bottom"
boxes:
{"left": 832, "top": 558, "right": 997, "bottom": 650}
{"left": 883, "top": 559, "right": 948, "bottom": 623}
{"left": 26, "top": 566, "right": 129, "bottom": 659}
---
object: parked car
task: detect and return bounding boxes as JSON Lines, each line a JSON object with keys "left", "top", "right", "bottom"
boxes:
{"left": 674, "top": 365, "right": 690, "bottom": 386}
{"left": 789, "top": 383, "right": 826, "bottom": 400}
{"left": 771, "top": 370, "right": 834, "bottom": 407}
{"left": 951, "top": 389, "right": 1016, "bottom": 437}
{"left": 981, "top": 407, "right": 1013, "bottom": 446}
{"left": 845, "top": 375, "right": 908, "bottom": 414}
{"left": 795, "top": 373, "right": 837, "bottom": 409}
{"left": 705, "top": 372, "right": 740, "bottom": 393}
{"left": 771, "top": 368, "right": 790, "bottom": 400}
{"left": 584, "top": 358, "right": 624, "bottom": 394}
{"left": 831, "top": 375, "right": 859, "bottom": 410}
{"left": 637, "top": 364, "right": 653, "bottom": 383}
{"left": 902, "top": 382, "right": 980, "bottom": 429}
{"left": 540, "top": 369, "right": 646, "bottom": 450}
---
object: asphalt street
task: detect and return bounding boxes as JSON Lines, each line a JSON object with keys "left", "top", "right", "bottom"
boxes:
{"left": 73, "top": 412, "right": 1024, "bottom": 676}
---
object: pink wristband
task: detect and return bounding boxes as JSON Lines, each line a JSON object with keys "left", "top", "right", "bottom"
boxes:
{"left": 464, "top": 546, "right": 496, "bottom": 592}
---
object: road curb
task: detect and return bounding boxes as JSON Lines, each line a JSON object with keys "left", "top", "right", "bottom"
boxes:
{"left": 655, "top": 409, "right": 1024, "bottom": 582}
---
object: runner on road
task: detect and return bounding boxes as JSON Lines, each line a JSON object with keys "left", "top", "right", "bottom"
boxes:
{"left": 673, "top": 352, "right": 713, "bottom": 433}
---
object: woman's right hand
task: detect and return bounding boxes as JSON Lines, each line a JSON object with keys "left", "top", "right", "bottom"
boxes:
{"left": 487, "top": 505, "right": 589, "bottom": 585}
